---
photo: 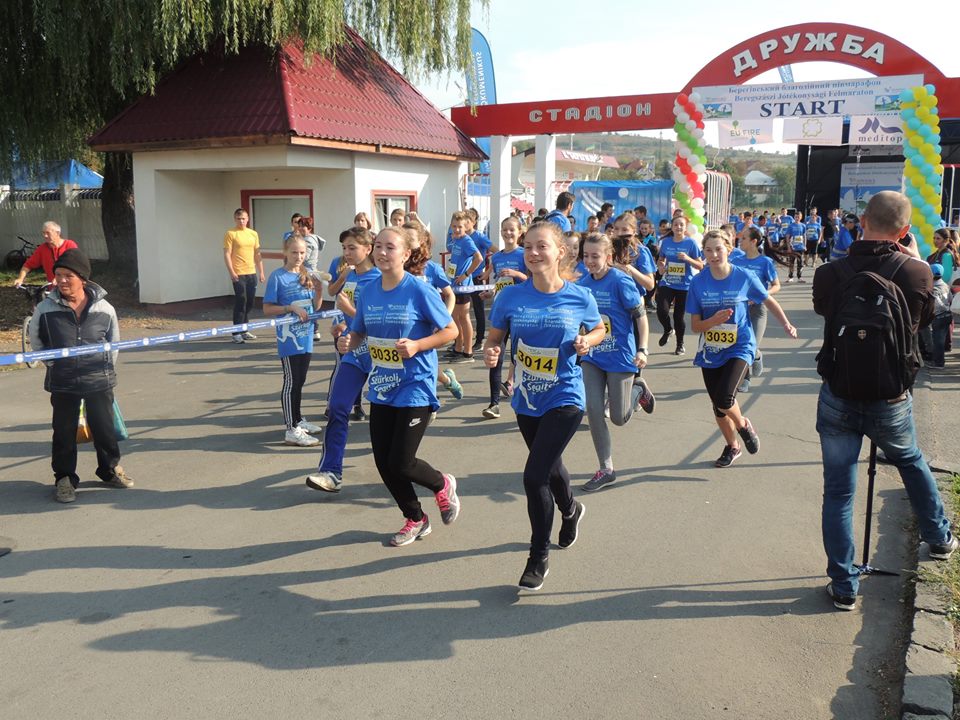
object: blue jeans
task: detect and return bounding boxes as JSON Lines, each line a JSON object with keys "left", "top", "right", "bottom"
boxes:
{"left": 816, "top": 383, "right": 950, "bottom": 596}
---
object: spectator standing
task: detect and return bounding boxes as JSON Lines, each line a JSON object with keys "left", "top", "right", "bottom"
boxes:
{"left": 223, "top": 208, "right": 265, "bottom": 344}
{"left": 13, "top": 221, "right": 78, "bottom": 287}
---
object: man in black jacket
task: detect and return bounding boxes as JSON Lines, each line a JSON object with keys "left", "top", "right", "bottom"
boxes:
{"left": 811, "top": 191, "right": 955, "bottom": 611}
{"left": 28, "top": 249, "right": 133, "bottom": 503}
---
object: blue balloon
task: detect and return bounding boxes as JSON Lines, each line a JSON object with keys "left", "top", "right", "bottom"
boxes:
{"left": 908, "top": 117, "right": 922, "bottom": 131}
{"left": 925, "top": 83, "right": 936, "bottom": 95}
{"left": 900, "top": 89, "right": 915, "bottom": 103}
{"left": 902, "top": 107, "right": 917, "bottom": 120}
{"left": 931, "top": 106, "right": 940, "bottom": 116}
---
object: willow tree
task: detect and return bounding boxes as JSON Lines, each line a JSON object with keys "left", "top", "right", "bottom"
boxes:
{"left": 0, "top": 0, "right": 478, "bottom": 273}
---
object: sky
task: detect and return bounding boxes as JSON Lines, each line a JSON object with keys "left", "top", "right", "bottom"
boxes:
{"left": 413, "top": 0, "right": 958, "bottom": 151}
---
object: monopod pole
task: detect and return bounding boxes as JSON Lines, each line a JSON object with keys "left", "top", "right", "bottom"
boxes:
{"left": 858, "top": 441, "right": 899, "bottom": 577}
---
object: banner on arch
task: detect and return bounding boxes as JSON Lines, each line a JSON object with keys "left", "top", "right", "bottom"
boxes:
{"left": 848, "top": 114, "right": 904, "bottom": 145}
{"left": 717, "top": 118, "right": 775, "bottom": 147}
{"left": 782, "top": 116, "right": 844, "bottom": 145}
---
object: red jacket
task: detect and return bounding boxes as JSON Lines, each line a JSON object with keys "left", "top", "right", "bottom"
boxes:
{"left": 24, "top": 239, "right": 79, "bottom": 281}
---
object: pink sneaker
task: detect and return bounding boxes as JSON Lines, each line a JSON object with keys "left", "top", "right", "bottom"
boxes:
{"left": 390, "top": 516, "right": 432, "bottom": 546}
{"left": 435, "top": 474, "right": 461, "bottom": 525}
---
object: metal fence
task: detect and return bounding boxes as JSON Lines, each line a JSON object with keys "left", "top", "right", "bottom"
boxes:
{"left": 0, "top": 186, "right": 109, "bottom": 261}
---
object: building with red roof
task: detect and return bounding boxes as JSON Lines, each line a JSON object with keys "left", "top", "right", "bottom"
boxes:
{"left": 89, "top": 30, "right": 484, "bottom": 304}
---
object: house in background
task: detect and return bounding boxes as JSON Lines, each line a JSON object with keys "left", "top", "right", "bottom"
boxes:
{"left": 89, "top": 30, "right": 485, "bottom": 305}
{"left": 743, "top": 169, "right": 779, "bottom": 204}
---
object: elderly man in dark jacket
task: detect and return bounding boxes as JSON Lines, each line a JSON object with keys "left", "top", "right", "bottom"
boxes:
{"left": 28, "top": 249, "right": 133, "bottom": 503}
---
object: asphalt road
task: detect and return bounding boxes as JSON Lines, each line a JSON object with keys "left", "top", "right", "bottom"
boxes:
{"left": 0, "top": 279, "right": 930, "bottom": 719}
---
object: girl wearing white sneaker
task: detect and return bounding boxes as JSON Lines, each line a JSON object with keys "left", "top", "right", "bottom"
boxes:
{"left": 337, "top": 227, "right": 461, "bottom": 547}
{"left": 263, "top": 236, "right": 323, "bottom": 446}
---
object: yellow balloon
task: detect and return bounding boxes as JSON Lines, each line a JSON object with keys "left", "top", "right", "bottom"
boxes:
{"left": 914, "top": 86, "right": 928, "bottom": 98}
{"left": 917, "top": 106, "right": 931, "bottom": 120}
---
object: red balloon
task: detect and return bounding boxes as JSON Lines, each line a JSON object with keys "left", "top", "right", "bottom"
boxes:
{"left": 691, "top": 182, "right": 704, "bottom": 196}
{"left": 677, "top": 93, "right": 689, "bottom": 106}
{"left": 676, "top": 158, "right": 691, "bottom": 174}
{"left": 695, "top": 119, "right": 705, "bottom": 130}
{"left": 686, "top": 171, "right": 698, "bottom": 184}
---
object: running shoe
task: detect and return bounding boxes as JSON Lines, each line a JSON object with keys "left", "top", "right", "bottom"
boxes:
{"left": 752, "top": 353, "right": 764, "bottom": 378}
{"left": 443, "top": 369, "right": 463, "bottom": 400}
{"left": 285, "top": 427, "right": 320, "bottom": 447}
{"left": 232, "top": 334, "right": 245, "bottom": 344}
{"left": 786, "top": 277, "right": 795, "bottom": 284}
{"left": 435, "top": 474, "right": 461, "bottom": 525}
{"left": 390, "top": 515, "right": 432, "bottom": 546}
{"left": 558, "top": 501, "right": 585, "bottom": 549}
{"left": 101, "top": 466, "right": 134, "bottom": 488}
{"left": 306, "top": 470, "right": 342, "bottom": 492}
{"left": 499, "top": 380, "right": 514, "bottom": 398}
{"left": 349, "top": 405, "right": 367, "bottom": 422}
{"left": 241, "top": 331, "right": 257, "bottom": 340}
{"left": 296, "top": 418, "right": 323, "bottom": 434}
{"left": 482, "top": 403, "right": 500, "bottom": 419}
{"left": 473, "top": 338, "right": 484, "bottom": 353}
{"left": 632, "top": 376, "right": 656, "bottom": 414}
{"left": 826, "top": 582, "right": 856, "bottom": 611}
{"left": 518, "top": 556, "right": 549, "bottom": 591}
{"left": 738, "top": 417, "right": 760, "bottom": 454}
{"left": 658, "top": 329, "right": 674, "bottom": 347}
{"left": 929, "top": 534, "right": 959, "bottom": 560}
{"left": 583, "top": 469, "right": 616, "bottom": 492}
{"left": 738, "top": 377, "right": 751, "bottom": 394}
{"left": 714, "top": 445, "right": 742, "bottom": 468}
{"left": 55, "top": 477, "right": 76, "bottom": 503}
{"left": 675, "top": 344, "right": 686, "bottom": 356}
{"left": 428, "top": 411, "right": 437, "bottom": 425}
{"left": 449, "top": 353, "right": 475, "bottom": 364}
{"left": 442, "top": 347, "right": 460, "bottom": 359}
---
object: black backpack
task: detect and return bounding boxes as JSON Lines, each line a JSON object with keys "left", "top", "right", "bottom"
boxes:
{"left": 816, "top": 254, "right": 921, "bottom": 400}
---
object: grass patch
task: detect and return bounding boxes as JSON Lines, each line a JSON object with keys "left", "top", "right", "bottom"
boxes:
{"left": 919, "top": 474, "right": 960, "bottom": 623}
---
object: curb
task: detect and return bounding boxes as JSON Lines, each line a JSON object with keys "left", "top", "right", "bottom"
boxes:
{"left": 901, "top": 369, "right": 958, "bottom": 720}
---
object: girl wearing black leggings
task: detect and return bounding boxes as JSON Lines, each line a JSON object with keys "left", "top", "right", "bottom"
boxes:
{"left": 687, "top": 231, "right": 797, "bottom": 467}
{"left": 484, "top": 222, "right": 605, "bottom": 591}
{"left": 655, "top": 215, "right": 704, "bottom": 355}
{"left": 337, "top": 228, "right": 461, "bottom": 546}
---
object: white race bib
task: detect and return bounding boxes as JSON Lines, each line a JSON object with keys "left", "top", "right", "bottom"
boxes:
{"left": 445, "top": 262, "right": 457, "bottom": 279}
{"left": 495, "top": 277, "right": 514, "bottom": 294}
{"left": 342, "top": 281, "right": 357, "bottom": 304}
{"left": 368, "top": 337, "right": 404, "bottom": 369}
{"left": 666, "top": 262, "right": 686, "bottom": 281}
{"left": 704, "top": 323, "right": 738, "bottom": 351}
{"left": 516, "top": 338, "right": 559, "bottom": 379}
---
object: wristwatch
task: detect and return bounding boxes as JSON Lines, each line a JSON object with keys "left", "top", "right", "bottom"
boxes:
{"left": 637, "top": 347, "right": 648, "bottom": 354}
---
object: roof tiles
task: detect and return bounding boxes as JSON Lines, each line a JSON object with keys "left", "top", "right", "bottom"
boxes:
{"left": 89, "top": 29, "right": 484, "bottom": 161}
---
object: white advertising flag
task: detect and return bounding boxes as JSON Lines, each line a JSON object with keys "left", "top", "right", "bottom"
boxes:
{"left": 717, "top": 118, "right": 775, "bottom": 148}
{"left": 782, "top": 117, "right": 844, "bottom": 146}
{"left": 848, "top": 114, "right": 905, "bottom": 145}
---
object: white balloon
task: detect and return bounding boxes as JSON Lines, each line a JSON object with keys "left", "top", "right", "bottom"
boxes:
{"left": 693, "top": 127, "right": 704, "bottom": 140}
{"left": 697, "top": 173, "right": 707, "bottom": 184}
{"left": 677, "top": 111, "right": 690, "bottom": 124}
{"left": 685, "top": 119, "right": 697, "bottom": 132}
{"left": 693, "top": 162, "right": 706, "bottom": 174}
{"left": 689, "top": 92, "right": 702, "bottom": 104}
{"left": 691, "top": 197, "right": 704, "bottom": 209}
{"left": 678, "top": 145, "right": 691, "bottom": 159}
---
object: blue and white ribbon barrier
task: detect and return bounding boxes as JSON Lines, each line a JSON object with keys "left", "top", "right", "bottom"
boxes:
{"left": 2, "top": 310, "right": 342, "bottom": 367}
{"left": 452, "top": 284, "right": 495, "bottom": 294}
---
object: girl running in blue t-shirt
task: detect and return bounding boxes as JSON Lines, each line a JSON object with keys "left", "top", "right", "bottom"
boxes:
{"left": 338, "top": 227, "right": 461, "bottom": 547}
{"left": 262, "top": 235, "right": 323, "bottom": 447}
{"left": 688, "top": 231, "right": 798, "bottom": 468}
{"left": 656, "top": 215, "right": 704, "bottom": 355}
{"left": 577, "top": 233, "right": 652, "bottom": 492}
{"left": 732, "top": 226, "right": 781, "bottom": 392}
{"left": 484, "top": 222, "right": 605, "bottom": 591}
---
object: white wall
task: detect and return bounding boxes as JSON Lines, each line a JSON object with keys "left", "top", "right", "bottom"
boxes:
{"left": 0, "top": 188, "right": 109, "bottom": 260}
{"left": 131, "top": 146, "right": 464, "bottom": 304}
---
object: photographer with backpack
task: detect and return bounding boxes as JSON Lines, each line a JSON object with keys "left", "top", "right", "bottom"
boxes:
{"left": 812, "top": 191, "right": 956, "bottom": 612}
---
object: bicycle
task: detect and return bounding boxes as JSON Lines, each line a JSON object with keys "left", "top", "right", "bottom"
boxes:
{"left": 5, "top": 236, "right": 38, "bottom": 271}
{"left": 17, "top": 283, "right": 52, "bottom": 368}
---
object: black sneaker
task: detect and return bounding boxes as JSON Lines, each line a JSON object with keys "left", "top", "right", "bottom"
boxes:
{"left": 518, "top": 556, "right": 549, "bottom": 591}
{"left": 449, "top": 352, "right": 474, "bottom": 364}
{"left": 714, "top": 445, "right": 742, "bottom": 468}
{"left": 632, "top": 376, "right": 655, "bottom": 414}
{"left": 658, "top": 329, "right": 674, "bottom": 347}
{"left": 675, "top": 344, "right": 686, "bottom": 356}
{"left": 738, "top": 417, "right": 760, "bottom": 454}
{"left": 826, "top": 582, "right": 857, "bottom": 611}
{"left": 472, "top": 338, "right": 484, "bottom": 353}
{"left": 558, "top": 501, "right": 585, "bottom": 549}
{"left": 349, "top": 406, "right": 367, "bottom": 422}
{"left": 929, "top": 534, "right": 959, "bottom": 560}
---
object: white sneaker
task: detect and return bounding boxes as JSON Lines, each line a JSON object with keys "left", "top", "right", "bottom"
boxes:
{"left": 232, "top": 334, "right": 245, "bottom": 344}
{"left": 306, "top": 470, "right": 342, "bottom": 493}
{"left": 297, "top": 418, "right": 323, "bottom": 434}
{"left": 285, "top": 427, "right": 319, "bottom": 447}
{"left": 786, "top": 277, "right": 795, "bottom": 284}
{"left": 242, "top": 331, "right": 257, "bottom": 340}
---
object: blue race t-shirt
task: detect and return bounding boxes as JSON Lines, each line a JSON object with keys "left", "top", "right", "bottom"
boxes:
{"left": 578, "top": 268, "right": 643, "bottom": 374}
{"left": 263, "top": 268, "right": 315, "bottom": 358}
{"left": 490, "top": 248, "right": 526, "bottom": 295}
{"left": 804, "top": 221, "right": 822, "bottom": 243}
{"left": 786, "top": 222, "right": 807, "bottom": 251}
{"left": 686, "top": 266, "right": 769, "bottom": 368}
{"left": 340, "top": 267, "right": 383, "bottom": 374}
{"left": 445, "top": 235, "right": 480, "bottom": 288}
{"left": 350, "top": 273, "right": 453, "bottom": 410}
{"left": 418, "top": 260, "right": 452, "bottom": 291}
{"left": 489, "top": 281, "right": 602, "bottom": 417}
{"left": 470, "top": 231, "right": 492, "bottom": 280}
{"left": 573, "top": 261, "right": 588, "bottom": 281}
{"left": 731, "top": 253, "right": 777, "bottom": 289}
{"left": 630, "top": 243, "right": 657, "bottom": 296}
{"left": 658, "top": 237, "right": 703, "bottom": 290}
{"left": 729, "top": 247, "right": 746, "bottom": 262}
{"left": 327, "top": 256, "right": 344, "bottom": 285}
{"left": 831, "top": 227, "right": 855, "bottom": 260}
{"left": 544, "top": 210, "right": 572, "bottom": 232}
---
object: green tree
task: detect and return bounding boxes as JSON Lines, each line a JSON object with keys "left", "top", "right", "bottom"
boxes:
{"left": 769, "top": 165, "right": 797, "bottom": 208}
{"left": 1, "top": 0, "right": 480, "bottom": 273}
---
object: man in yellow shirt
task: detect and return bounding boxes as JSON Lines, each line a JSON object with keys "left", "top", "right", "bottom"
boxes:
{"left": 223, "top": 208, "right": 265, "bottom": 344}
